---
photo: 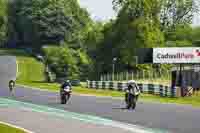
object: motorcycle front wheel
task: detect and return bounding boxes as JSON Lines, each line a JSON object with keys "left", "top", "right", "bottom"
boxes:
{"left": 126, "top": 95, "right": 136, "bottom": 110}
{"left": 66, "top": 94, "right": 71, "bottom": 103}
{"left": 61, "top": 94, "right": 66, "bottom": 104}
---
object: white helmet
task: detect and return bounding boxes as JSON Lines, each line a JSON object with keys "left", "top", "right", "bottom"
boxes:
{"left": 127, "top": 80, "right": 136, "bottom": 87}
{"left": 127, "top": 80, "right": 136, "bottom": 84}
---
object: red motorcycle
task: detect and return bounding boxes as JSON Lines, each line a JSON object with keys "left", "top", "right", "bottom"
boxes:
{"left": 60, "top": 86, "right": 72, "bottom": 104}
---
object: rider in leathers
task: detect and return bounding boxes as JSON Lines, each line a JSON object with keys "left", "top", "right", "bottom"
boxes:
{"left": 60, "top": 80, "right": 72, "bottom": 103}
{"left": 61, "top": 80, "right": 71, "bottom": 90}
{"left": 125, "top": 80, "right": 140, "bottom": 108}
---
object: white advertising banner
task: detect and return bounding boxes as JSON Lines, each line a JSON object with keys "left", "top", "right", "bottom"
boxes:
{"left": 153, "top": 47, "right": 200, "bottom": 63}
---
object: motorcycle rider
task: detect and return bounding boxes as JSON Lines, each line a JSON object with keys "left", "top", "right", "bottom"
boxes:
{"left": 125, "top": 80, "right": 140, "bottom": 109}
{"left": 60, "top": 80, "right": 72, "bottom": 104}
{"left": 9, "top": 80, "right": 15, "bottom": 96}
{"left": 61, "top": 80, "right": 71, "bottom": 90}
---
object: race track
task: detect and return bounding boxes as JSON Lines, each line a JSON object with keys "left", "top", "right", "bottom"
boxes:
{"left": 0, "top": 56, "right": 16, "bottom": 86}
{"left": 0, "top": 56, "right": 200, "bottom": 133}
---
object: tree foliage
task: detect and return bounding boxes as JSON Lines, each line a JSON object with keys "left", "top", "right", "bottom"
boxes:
{"left": 91, "top": 0, "right": 197, "bottom": 76}
{"left": 192, "top": 26, "right": 200, "bottom": 46}
{"left": 95, "top": 0, "right": 164, "bottom": 74}
{"left": 0, "top": 0, "right": 199, "bottom": 80}
{"left": 113, "top": 0, "right": 197, "bottom": 31}
{"left": 160, "top": 0, "right": 196, "bottom": 31}
{"left": 166, "top": 24, "right": 193, "bottom": 47}
{"left": 0, "top": 0, "right": 8, "bottom": 46}
{"left": 42, "top": 45, "right": 93, "bottom": 80}
{"left": 9, "top": 0, "right": 92, "bottom": 48}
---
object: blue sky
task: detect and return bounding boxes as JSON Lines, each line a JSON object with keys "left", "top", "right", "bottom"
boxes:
{"left": 79, "top": 0, "right": 200, "bottom": 26}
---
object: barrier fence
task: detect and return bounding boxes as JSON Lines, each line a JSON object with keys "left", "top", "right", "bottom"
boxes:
{"left": 100, "top": 70, "right": 171, "bottom": 83}
{"left": 87, "top": 81, "right": 180, "bottom": 97}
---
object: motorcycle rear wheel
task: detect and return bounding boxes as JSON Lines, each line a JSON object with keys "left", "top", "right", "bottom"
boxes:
{"left": 126, "top": 95, "right": 136, "bottom": 110}
{"left": 131, "top": 100, "right": 136, "bottom": 109}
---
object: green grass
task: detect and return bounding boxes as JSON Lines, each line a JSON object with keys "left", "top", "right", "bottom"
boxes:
{"left": 0, "top": 48, "right": 45, "bottom": 84}
{"left": 0, "top": 123, "right": 27, "bottom": 133}
{"left": 16, "top": 56, "right": 45, "bottom": 83}
{"left": 118, "top": 79, "right": 170, "bottom": 86}
{"left": 137, "top": 79, "right": 170, "bottom": 86}
{"left": 1, "top": 48, "right": 200, "bottom": 107}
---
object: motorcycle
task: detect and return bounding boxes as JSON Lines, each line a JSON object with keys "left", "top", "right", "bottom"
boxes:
{"left": 9, "top": 80, "right": 15, "bottom": 96}
{"left": 60, "top": 86, "right": 72, "bottom": 104}
{"left": 125, "top": 91, "right": 139, "bottom": 110}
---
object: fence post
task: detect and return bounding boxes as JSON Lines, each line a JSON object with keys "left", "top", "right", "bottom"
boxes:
{"left": 117, "top": 72, "right": 119, "bottom": 81}
{"left": 146, "top": 71, "right": 148, "bottom": 81}
{"left": 126, "top": 71, "right": 128, "bottom": 81}
{"left": 142, "top": 70, "right": 144, "bottom": 80}
{"left": 139, "top": 71, "right": 141, "bottom": 80}
{"left": 150, "top": 71, "right": 153, "bottom": 83}
{"left": 124, "top": 72, "right": 125, "bottom": 81}
{"left": 149, "top": 70, "right": 152, "bottom": 83}
{"left": 132, "top": 71, "right": 134, "bottom": 80}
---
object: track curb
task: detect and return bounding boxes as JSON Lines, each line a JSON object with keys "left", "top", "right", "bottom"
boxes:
{"left": 0, "top": 121, "right": 35, "bottom": 133}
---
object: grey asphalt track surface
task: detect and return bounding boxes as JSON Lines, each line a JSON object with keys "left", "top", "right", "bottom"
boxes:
{"left": 0, "top": 56, "right": 16, "bottom": 85}
{"left": 0, "top": 56, "right": 137, "bottom": 133}
{"left": 0, "top": 56, "right": 200, "bottom": 133}
{"left": 0, "top": 107, "right": 134, "bottom": 133}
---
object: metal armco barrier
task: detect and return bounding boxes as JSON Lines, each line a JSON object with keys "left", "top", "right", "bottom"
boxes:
{"left": 87, "top": 81, "right": 179, "bottom": 97}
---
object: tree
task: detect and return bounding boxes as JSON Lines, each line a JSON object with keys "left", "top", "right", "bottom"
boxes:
{"left": 42, "top": 44, "right": 93, "bottom": 80}
{"left": 166, "top": 24, "right": 193, "bottom": 47}
{"left": 0, "top": 0, "right": 8, "bottom": 46}
{"left": 160, "top": 0, "right": 197, "bottom": 31}
{"left": 65, "top": 7, "right": 94, "bottom": 49}
{"left": 9, "top": 0, "right": 92, "bottom": 48}
{"left": 113, "top": 0, "right": 197, "bottom": 30}
{"left": 43, "top": 46, "right": 79, "bottom": 79}
{"left": 99, "top": 0, "right": 164, "bottom": 68}
{"left": 113, "top": 0, "right": 161, "bottom": 22}
{"left": 192, "top": 26, "right": 200, "bottom": 46}
{"left": 75, "top": 49, "right": 94, "bottom": 80}
{"left": 82, "top": 22, "right": 104, "bottom": 56}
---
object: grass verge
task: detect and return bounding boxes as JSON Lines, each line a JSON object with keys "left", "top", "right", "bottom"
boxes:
{"left": 0, "top": 48, "right": 45, "bottom": 83}
{"left": 0, "top": 123, "right": 27, "bottom": 133}
{"left": 1, "top": 48, "right": 200, "bottom": 107}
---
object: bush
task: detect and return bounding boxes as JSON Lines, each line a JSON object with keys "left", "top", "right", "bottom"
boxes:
{"left": 42, "top": 45, "right": 93, "bottom": 81}
{"left": 43, "top": 46, "right": 78, "bottom": 79}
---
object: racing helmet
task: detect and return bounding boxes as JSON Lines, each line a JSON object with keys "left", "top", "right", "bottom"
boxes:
{"left": 127, "top": 80, "right": 136, "bottom": 88}
{"left": 64, "top": 80, "right": 70, "bottom": 84}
